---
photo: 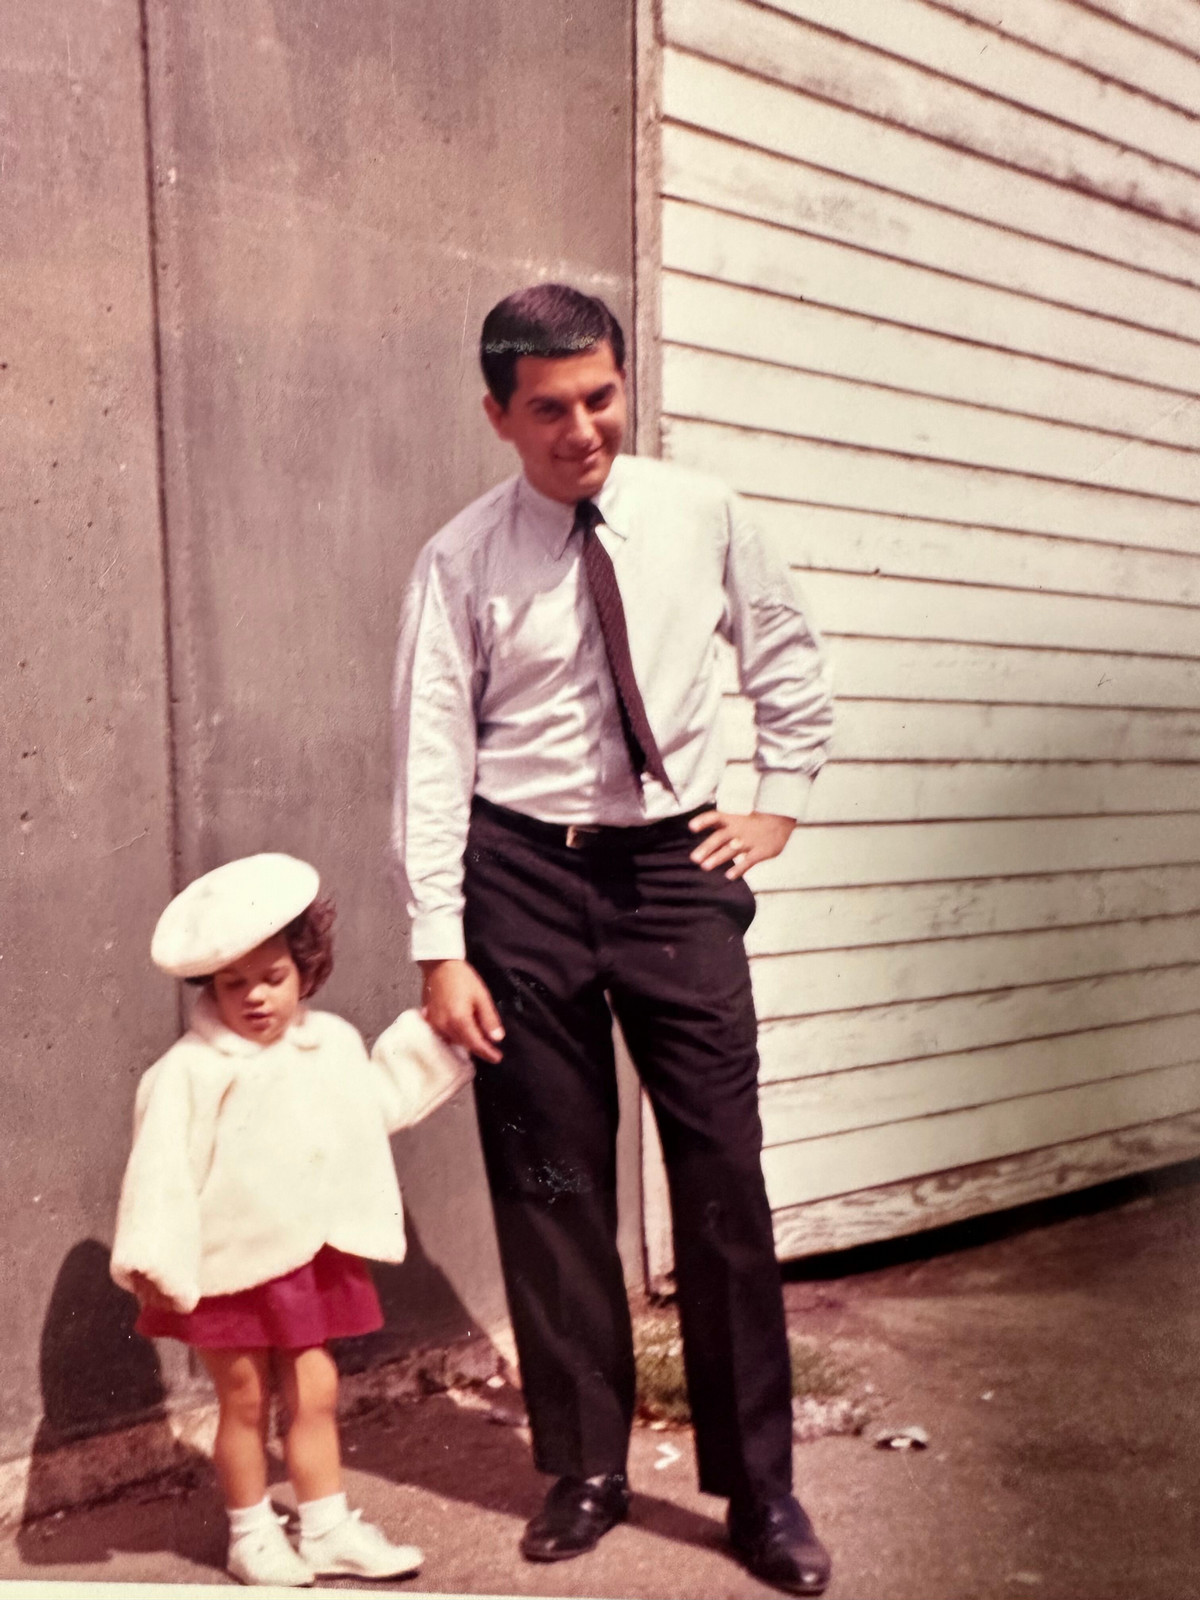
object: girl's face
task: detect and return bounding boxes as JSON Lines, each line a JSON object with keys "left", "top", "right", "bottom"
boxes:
{"left": 210, "top": 933, "right": 302, "bottom": 1045}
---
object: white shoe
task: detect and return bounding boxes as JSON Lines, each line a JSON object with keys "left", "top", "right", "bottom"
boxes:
{"left": 227, "top": 1515, "right": 315, "bottom": 1587}
{"left": 299, "top": 1508, "right": 424, "bottom": 1579}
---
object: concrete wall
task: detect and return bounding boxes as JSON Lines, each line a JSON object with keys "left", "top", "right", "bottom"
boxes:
{"left": 1, "top": 1, "right": 183, "bottom": 1464}
{"left": 1, "top": 0, "right": 635, "bottom": 1468}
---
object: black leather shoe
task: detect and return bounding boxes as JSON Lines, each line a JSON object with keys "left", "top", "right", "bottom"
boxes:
{"left": 520, "top": 1473, "right": 630, "bottom": 1562}
{"left": 728, "top": 1494, "right": 832, "bottom": 1595}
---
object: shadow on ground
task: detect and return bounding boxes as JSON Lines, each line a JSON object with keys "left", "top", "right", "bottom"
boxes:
{"left": 343, "top": 1391, "right": 727, "bottom": 1554}
{"left": 14, "top": 1217, "right": 511, "bottom": 1580}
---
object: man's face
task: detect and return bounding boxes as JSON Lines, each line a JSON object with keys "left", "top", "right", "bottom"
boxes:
{"left": 484, "top": 341, "right": 627, "bottom": 505}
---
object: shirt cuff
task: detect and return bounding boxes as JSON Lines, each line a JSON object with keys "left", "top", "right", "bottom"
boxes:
{"left": 410, "top": 912, "right": 467, "bottom": 964}
{"left": 754, "top": 769, "right": 818, "bottom": 823}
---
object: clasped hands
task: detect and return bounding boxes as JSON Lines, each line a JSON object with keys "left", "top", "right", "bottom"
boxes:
{"left": 421, "top": 810, "right": 794, "bottom": 1063}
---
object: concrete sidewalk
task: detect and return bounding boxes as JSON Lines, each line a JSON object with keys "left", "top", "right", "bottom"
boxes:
{"left": 3, "top": 1161, "right": 1199, "bottom": 1599}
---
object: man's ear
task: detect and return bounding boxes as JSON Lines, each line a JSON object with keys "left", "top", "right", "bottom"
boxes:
{"left": 483, "top": 391, "right": 509, "bottom": 440}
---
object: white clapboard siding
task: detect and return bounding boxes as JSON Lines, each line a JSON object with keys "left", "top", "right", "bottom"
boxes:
{"left": 662, "top": 201, "right": 1200, "bottom": 395}
{"left": 791, "top": 571, "right": 1200, "bottom": 660}
{"left": 750, "top": 913, "right": 1200, "bottom": 1020}
{"left": 938, "top": 0, "right": 1200, "bottom": 117}
{"left": 745, "top": 867, "right": 1200, "bottom": 955}
{"left": 663, "top": 41, "right": 1200, "bottom": 288}
{"left": 747, "top": 816, "right": 1200, "bottom": 893}
{"left": 1079, "top": 0, "right": 1200, "bottom": 57}
{"left": 719, "top": 761, "right": 1200, "bottom": 822}
{"left": 667, "top": 419, "right": 1200, "bottom": 557}
{"left": 723, "top": 698, "right": 1200, "bottom": 764}
{"left": 824, "top": 639, "right": 1200, "bottom": 711}
{"left": 748, "top": 502, "right": 1200, "bottom": 611}
{"left": 641, "top": 0, "right": 1200, "bottom": 1264}
{"left": 756, "top": 965, "right": 1200, "bottom": 1081}
{"left": 664, "top": 273, "right": 1200, "bottom": 452}
{"left": 761, "top": 1060, "right": 1200, "bottom": 1210}
{"left": 770, "top": 1111, "right": 1200, "bottom": 1258}
{"left": 712, "top": 633, "right": 1200, "bottom": 710}
{"left": 666, "top": 0, "right": 1200, "bottom": 202}
{"left": 662, "top": 123, "right": 1200, "bottom": 344}
{"left": 760, "top": 1013, "right": 1200, "bottom": 1143}
{"left": 664, "top": 343, "right": 1200, "bottom": 502}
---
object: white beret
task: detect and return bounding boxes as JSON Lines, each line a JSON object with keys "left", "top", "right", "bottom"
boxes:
{"left": 151, "top": 853, "right": 321, "bottom": 978}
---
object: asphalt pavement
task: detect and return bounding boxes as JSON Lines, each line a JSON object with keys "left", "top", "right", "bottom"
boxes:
{"left": 3, "top": 1160, "right": 1199, "bottom": 1599}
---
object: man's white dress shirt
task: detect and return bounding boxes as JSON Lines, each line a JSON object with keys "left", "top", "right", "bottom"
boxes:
{"left": 392, "top": 453, "right": 833, "bottom": 962}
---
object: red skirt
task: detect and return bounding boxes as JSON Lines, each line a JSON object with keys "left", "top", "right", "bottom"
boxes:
{"left": 136, "top": 1246, "right": 383, "bottom": 1350}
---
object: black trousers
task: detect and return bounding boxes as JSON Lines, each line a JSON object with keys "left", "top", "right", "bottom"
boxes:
{"left": 463, "top": 797, "right": 793, "bottom": 1505}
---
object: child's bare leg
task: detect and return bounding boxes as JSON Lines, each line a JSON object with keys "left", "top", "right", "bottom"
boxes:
{"left": 199, "top": 1348, "right": 272, "bottom": 1510}
{"left": 277, "top": 1345, "right": 341, "bottom": 1503}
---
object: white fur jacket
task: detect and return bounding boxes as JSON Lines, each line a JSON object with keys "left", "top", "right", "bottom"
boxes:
{"left": 110, "top": 995, "right": 470, "bottom": 1313}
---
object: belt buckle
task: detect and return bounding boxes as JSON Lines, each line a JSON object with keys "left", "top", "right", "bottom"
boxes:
{"left": 565, "top": 824, "right": 601, "bottom": 850}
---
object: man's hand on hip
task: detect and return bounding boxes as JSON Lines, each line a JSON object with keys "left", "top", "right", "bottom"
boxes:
{"left": 689, "top": 810, "right": 796, "bottom": 879}
{"left": 419, "top": 958, "right": 505, "bottom": 1063}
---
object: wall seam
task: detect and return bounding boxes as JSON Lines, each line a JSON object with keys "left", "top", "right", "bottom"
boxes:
{"left": 135, "top": 0, "right": 184, "bottom": 1030}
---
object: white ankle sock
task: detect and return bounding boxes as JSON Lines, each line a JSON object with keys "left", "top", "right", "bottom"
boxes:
{"left": 298, "top": 1491, "right": 349, "bottom": 1539}
{"left": 227, "top": 1497, "right": 275, "bottom": 1537}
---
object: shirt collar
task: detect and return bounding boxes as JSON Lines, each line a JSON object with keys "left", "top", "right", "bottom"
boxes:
{"left": 517, "top": 455, "right": 632, "bottom": 560}
{"left": 188, "top": 988, "right": 319, "bottom": 1057}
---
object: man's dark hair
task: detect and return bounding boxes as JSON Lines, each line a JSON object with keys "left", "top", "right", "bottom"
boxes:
{"left": 480, "top": 283, "right": 626, "bottom": 408}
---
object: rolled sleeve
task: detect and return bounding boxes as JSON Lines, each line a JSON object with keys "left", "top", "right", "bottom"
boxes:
{"left": 723, "top": 495, "right": 834, "bottom": 816}
{"left": 753, "top": 767, "right": 819, "bottom": 823}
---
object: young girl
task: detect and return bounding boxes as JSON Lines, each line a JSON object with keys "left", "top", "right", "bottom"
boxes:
{"left": 110, "top": 852, "right": 471, "bottom": 1588}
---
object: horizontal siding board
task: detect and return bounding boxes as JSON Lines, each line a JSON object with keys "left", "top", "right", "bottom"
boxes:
{"left": 756, "top": 964, "right": 1200, "bottom": 1079}
{"left": 745, "top": 867, "right": 1200, "bottom": 954}
{"left": 750, "top": 501, "right": 1200, "bottom": 611}
{"left": 722, "top": 697, "right": 1200, "bottom": 763}
{"left": 664, "top": 272, "right": 1200, "bottom": 452}
{"left": 1077, "top": 0, "right": 1200, "bottom": 58}
{"left": 770, "top": 1111, "right": 1200, "bottom": 1257}
{"left": 760, "top": 1058, "right": 1200, "bottom": 1207}
{"left": 720, "top": 761, "right": 1200, "bottom": 823}
{"left": 662, "top": 123, "right": 1200, "bottom": 344}
{"left": 663, "top": 200, "right": 1200, "bottom": 395}
{"left": 665, "top": 419, "right": 1200, "bottom": 557}
{"left": 760, "top": 1014, "right": 1200, "bottom": 1143}
{"left": 938, "top": 0, "right": 1200, "bottom": 118}
{"left": 746, "top": 814, "right": 1200, "bottom": 893}
{"left": 750, "top": 912, "right": 1200, "bottom": 1019}
{"left": 663, "top": 40, "right": 1200, "bottom": 285}
{"left": 824, "top": 639, "right": 1200, "bottom": 712}
{"left": 663, "top": 342, "right": 1200, "bottom": 501}
{"left": 669, "top": 0, "right": 1200, "bottom": 195}
{"left": 791, "top": 570, "right": 1200, "bottom": 659}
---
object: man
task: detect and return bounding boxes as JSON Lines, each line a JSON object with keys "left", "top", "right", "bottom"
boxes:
{"left": 391, "top": 284, "right": 834, "bottom": 1594}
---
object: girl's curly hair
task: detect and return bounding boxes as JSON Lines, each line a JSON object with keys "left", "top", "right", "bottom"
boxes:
{"left": 283, "top": 895, "right": 336, "bottom": 998}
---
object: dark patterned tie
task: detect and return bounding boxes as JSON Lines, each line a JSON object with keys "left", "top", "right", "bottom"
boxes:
{"left": 575, "top": 498, "right": 676, "bottom": 796}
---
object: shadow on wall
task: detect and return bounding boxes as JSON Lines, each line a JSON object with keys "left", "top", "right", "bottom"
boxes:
{"left": 336, "top": 1209, "right": 482, "bottom": 1374}
{"left": 16, "top": 1220, "right": 496, "bottom": 1575}
{"left": 16, "top": 1238, "right": 210, "bottom": 1561}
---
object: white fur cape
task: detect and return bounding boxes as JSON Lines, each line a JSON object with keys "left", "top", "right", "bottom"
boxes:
{"left": 110, "top": 996, "right": 472, "bottom": 1313}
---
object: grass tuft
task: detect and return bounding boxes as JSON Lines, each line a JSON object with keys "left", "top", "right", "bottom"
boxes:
{"left": 633, "top": 1308, "right": 850, "bottom": 1426}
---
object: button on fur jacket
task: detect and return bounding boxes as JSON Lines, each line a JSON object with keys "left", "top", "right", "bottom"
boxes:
{"left": 110, "top": 994, "right": 471, "bottom": 1313}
